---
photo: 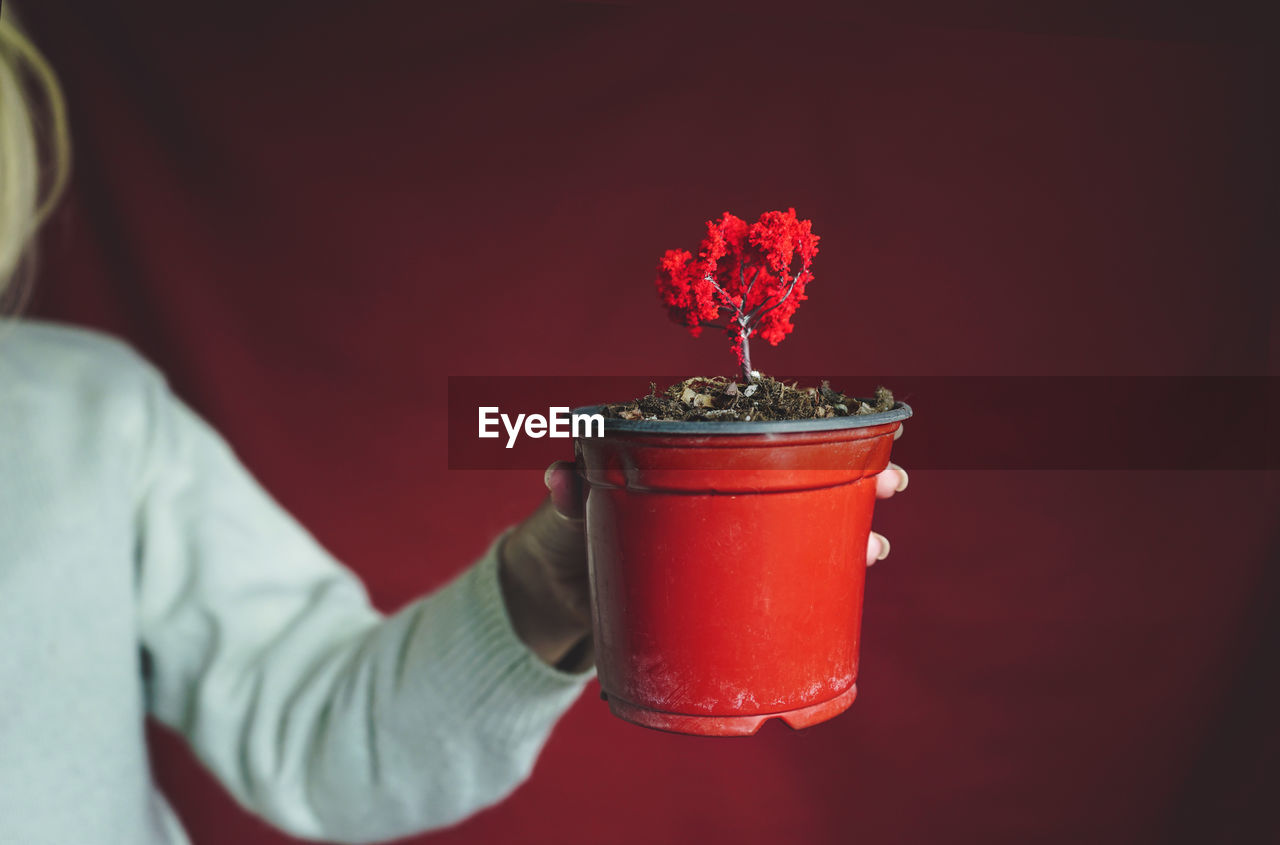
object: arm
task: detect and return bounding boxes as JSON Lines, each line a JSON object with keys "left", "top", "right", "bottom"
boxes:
{"left": 132, "top": 371, "right": 593, "bottom": 844}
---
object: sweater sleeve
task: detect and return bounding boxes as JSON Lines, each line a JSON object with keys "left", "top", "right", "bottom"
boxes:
{"left": 131, "top": 369, "right": 593, "bottom": 844}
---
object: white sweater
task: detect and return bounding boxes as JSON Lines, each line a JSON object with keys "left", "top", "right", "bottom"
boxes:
{"left": 0, "top": 320, "right": 593, "bottom": 845}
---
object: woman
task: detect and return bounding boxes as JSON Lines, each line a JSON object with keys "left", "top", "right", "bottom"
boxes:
{"left": 0, "top": 10, "right": 905, "bottom": 845}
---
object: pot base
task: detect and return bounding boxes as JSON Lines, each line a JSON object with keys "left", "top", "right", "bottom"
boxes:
{"left": 601, "top": 684, "right": 858, "bottom": 737}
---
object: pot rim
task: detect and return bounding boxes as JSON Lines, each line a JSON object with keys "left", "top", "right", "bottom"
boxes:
{"left": 571, "top": 400, "right": 912, "bottom": 435}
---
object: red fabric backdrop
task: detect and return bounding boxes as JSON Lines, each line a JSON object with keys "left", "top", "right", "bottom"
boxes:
{"left": 20, "top": 2, "right": 1277, "bottom": 843}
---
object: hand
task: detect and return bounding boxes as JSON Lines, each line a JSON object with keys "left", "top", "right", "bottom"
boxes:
{"left": 497, "top": 463, "right": 593, "bottom": 672}
{"left": 868, "top": 424, "right": 909, "bottom": 567}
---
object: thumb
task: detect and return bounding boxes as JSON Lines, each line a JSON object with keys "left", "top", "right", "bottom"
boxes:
{"left": 544, "top": 460, "right": 585, "bottom": 520}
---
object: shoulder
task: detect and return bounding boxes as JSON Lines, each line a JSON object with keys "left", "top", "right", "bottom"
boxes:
{"left": 0, "top": 318, "right": 162, "bottom": 397}
{"left": 0, "top": 318, "right": 155, "bottom": 375}
{"left": 0, "top": 319, "right": 168, "bottom": 464}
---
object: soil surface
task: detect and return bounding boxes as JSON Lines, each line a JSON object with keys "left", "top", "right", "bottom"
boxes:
{"left": 603, "top": 376, "right": 895, "bottom": 422}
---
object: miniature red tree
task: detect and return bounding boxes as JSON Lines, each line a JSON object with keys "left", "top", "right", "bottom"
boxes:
{"left": 655, "top": 208, "right": 820, "bottom": 383}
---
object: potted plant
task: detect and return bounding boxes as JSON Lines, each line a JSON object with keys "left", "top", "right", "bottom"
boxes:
{"left": 575, "top": 209, "right": 911, "bottom": 736}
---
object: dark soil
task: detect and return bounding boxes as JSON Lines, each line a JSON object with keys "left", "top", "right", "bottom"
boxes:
{"left": 603, "top": 376, "right": 895, "bottom": 422}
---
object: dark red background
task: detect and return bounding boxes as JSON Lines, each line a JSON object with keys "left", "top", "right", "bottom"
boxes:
{"left": 20, "top": 1, "right": 1278, "bottom": 843}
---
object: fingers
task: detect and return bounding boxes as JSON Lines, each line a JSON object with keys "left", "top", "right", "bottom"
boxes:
{"left": 867, "top": 531, "right": 890, "bottom": 567}
{"left": 871, "top": 424, "right": 905, "bottom": 564}
{"left": 876, "top": 462, "right": 909, "bottom": 499}
{"left": 544, "top": 460, "right": 585, "bottom": 520}
{"left": 878, "top": 422, "right": 907, "bottom": 500}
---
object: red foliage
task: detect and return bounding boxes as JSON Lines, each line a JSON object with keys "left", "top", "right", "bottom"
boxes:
{"left": 655, "top": 208, "right": 819, "bottom": 380}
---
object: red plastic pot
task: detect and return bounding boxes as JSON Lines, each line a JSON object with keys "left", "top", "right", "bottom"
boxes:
{"left": 573, "top": 400, "right": 912, "bottom": 736}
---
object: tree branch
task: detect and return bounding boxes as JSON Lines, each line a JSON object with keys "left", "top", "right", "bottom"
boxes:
{"left": 743, "top": 264, "right": 762, "bottom": 303}
{"left": 745, "top": 265, "right": 802, "bottom": 325}
{"left": 706, "top": 276, "right": 744, "bottom": 323}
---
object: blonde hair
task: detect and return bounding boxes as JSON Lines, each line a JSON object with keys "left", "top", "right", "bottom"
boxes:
{"left": 0, "top": 7, "right": 70, "bottom": 314}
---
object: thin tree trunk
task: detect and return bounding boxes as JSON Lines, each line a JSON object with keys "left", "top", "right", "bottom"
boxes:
{"left": 740, "top": 328, "right": 753, "bottom": 382}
